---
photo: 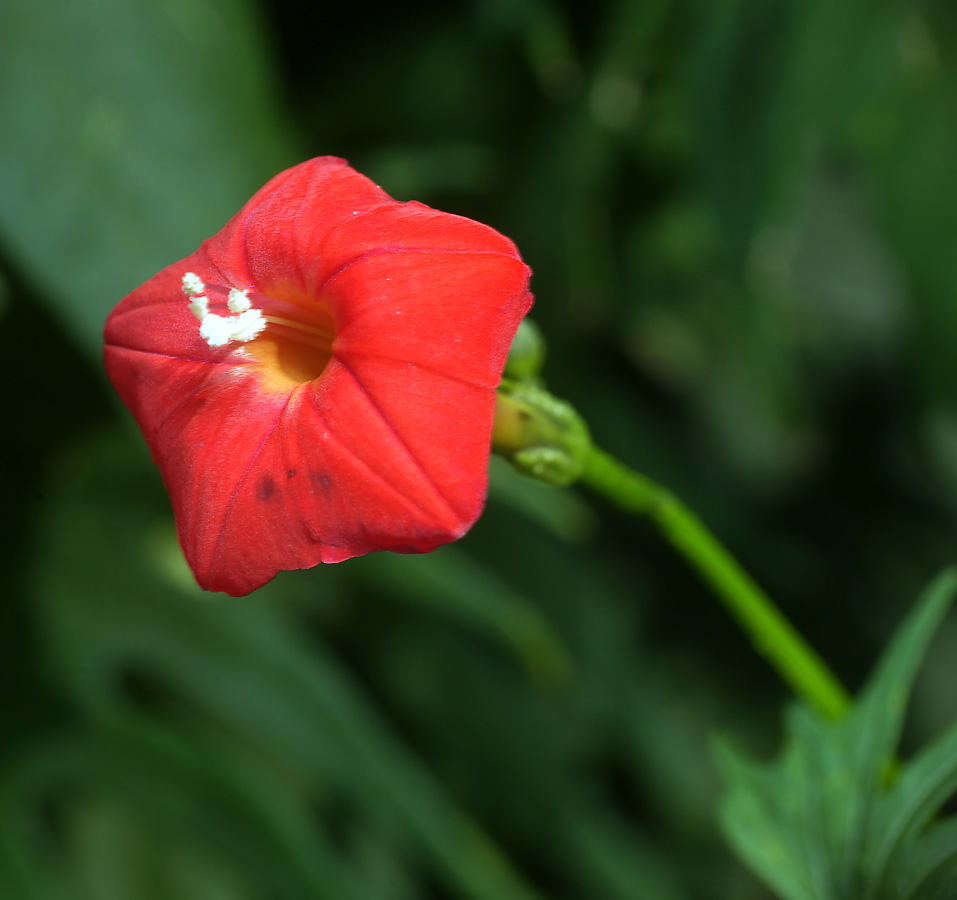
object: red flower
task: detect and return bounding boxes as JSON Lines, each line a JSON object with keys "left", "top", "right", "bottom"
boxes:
{"left": 104, "top": 157, "right": 532, "bottom": 596}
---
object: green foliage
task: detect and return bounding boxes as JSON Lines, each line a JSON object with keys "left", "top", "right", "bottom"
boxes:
{"left": 7, "top": 430, "right": 550, "bottom": 900}
{"left": 0, "top": 0, "right": 295, "bottom": 355}
{"left": 719, "top": 570, "right": 957, "bottom": 900}
{"left": 4, "top": 0, "right": 957, "bottom": 898}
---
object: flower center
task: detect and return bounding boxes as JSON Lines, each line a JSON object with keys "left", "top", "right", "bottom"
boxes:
{"left": 182, "top": 272, "right": 334, "bottom": 387}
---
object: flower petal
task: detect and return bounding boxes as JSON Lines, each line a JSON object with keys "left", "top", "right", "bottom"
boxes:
{"left": 332, "top": 249, "right": 533, "bottom": 386}
{"left": 202, "top": 157, "right": 395, "bottom": 298}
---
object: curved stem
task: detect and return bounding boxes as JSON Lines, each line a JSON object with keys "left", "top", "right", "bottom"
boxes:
{"left": 581, "top": 445, "right": 850, "bottom": 720}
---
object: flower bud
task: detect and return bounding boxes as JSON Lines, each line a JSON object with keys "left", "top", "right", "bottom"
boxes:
{"left": 492, "top": 380, "right": 591, "bottom": 487}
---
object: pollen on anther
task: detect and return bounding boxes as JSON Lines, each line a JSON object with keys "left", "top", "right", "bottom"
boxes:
{"left": 230, "top": 309, "right": 267, "bottom": 342}
{"left": 182, "top": 272, "right": 205, "bottom": 296}
{"left": 199, "top": 314, "right": 234, "bottom": 347}
{"left": 227, "top": 289, "right": 252, "bottom": 313}
{"left": 188, "top": 296, "right": 209, "bottom": 320}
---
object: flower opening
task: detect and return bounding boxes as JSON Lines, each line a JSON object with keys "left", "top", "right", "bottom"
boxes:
{"left": 104, "top": 157, "right": 532, "bottom": 595}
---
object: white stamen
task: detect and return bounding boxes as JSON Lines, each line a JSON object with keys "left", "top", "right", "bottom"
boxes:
{"left": 188, "top": 296, "right": 209, "bottom": 320}
{"left": 182, "top": 272, "right": 205, "bottom": 296}
{"left": 227, "top": 289, "right": 252, "bottom": 313}
{"left": 199, "top": 314, "right": 235, "bottom": 348}
{"left": 228, "top": 309, "right": 267, "bottom": 342}
{"left": 183, "top": 279, "right": 269, "bottom": 348}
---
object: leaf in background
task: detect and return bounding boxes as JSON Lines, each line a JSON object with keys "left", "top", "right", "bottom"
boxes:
{"left": 562, "top": 802, "right": 694, "bottom": 900}
{"left": 0, "top": 0, "right": 296, "bottom": 358}
{"left": 356, "top": 545, "right": 573, "bottom": 687}
{"left": 717, "top": 568, "right": 957, "bottom": 900}
{"left": 0, "top": 725, "right": 368, "bottom": 900}
{"left": 24, "top": 427, "right": 547, "bottom": 900}
{"left": 488, "top": 455, "right": 598, "bottom": 547}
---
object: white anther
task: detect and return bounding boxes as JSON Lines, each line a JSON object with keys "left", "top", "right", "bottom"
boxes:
{"left": 182, "top": 272, "right": 205, "bottom": 296}
{"left": 199, "top": 314, "right": 234, "bottom": 348}
{"left": 187, "top": 280, "right": 267, "bottom": 348}
{"left": 188, "top": 296, "right": 209, "bottom": 320}
{"left": 227, "top": 289, "right": 252, "bottom": 313}
{"left": 229, "top": 309, "right": 267, "bottom": 342}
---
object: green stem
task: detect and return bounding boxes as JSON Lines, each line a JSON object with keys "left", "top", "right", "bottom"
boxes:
{"left": 581, "top": 445, "right": 850, "bottom": 720}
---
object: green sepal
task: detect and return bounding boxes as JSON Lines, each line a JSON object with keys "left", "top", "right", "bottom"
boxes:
{"left": 492, "top": 379, "right": 592, "bottom": 487}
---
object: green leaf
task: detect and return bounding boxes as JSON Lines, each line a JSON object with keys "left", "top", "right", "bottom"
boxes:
{"left": 0, "top": 0, "right": 296, "bottom": 358}
{"left": 716, "top": 733, "right": 820, "bottom": 900}
{"left": 717, "top": 568, "right": 957, "bottom": 900}
{"left": 866, "top": 719, "right": 957, "bottom": 896}
{"left": 892, "top": 818, "right": 957, "bottom": 900}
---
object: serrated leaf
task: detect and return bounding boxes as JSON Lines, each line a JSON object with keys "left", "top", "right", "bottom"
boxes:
{"left": 717, "top": 568, "right": 957, "bottom": 900}
{"left": 833, "top": 568, "right": 957, "bottom": 892}
{"left": 713, "top": 739, "right": 818, "bottom": 900}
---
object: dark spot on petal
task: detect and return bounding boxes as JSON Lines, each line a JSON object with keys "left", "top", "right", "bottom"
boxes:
{"left": 257, "top": 475, "right": 277, "bottom": 501}
{"left": 311, "top": 472, "right": 333, "bottom": 493}
{"left": 287, "top": 469, "right": 296, "bottom": 479}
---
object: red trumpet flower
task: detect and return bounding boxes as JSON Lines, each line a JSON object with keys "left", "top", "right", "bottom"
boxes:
{"left": 104, "top": 157, "right": 532, "bottom": 595}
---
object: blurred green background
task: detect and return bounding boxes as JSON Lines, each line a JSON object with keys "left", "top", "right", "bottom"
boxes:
{"left": 3, "top": 0, "right": 957, "bottom": 897}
